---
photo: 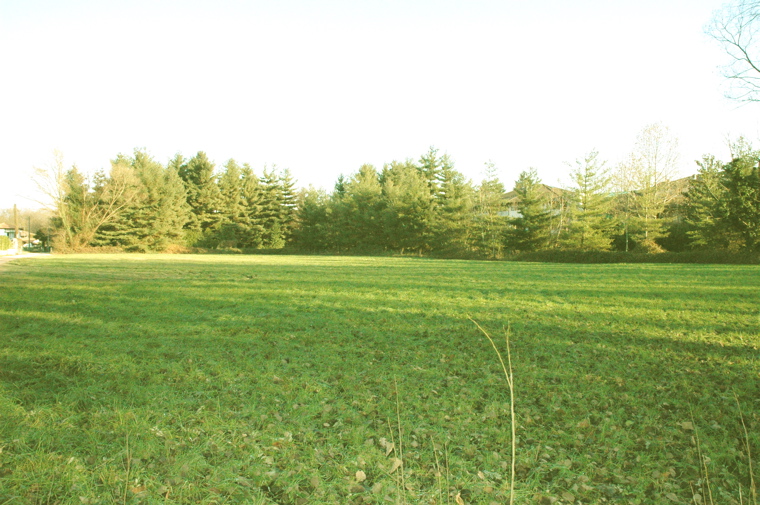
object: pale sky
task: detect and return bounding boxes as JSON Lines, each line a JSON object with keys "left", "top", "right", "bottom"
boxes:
{"left": 2, "top": 0, "right": 759, "bottom": 208}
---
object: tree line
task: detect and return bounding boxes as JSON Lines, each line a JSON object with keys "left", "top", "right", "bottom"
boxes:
{"left": 34, "top": 124, "right": 760, "bottom": 256}
{"left": 35, "top": 150, "right": 297, "bottom": 252}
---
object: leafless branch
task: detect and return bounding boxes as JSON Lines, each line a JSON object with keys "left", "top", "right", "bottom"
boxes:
{"left": 709, "top": 0, "right": 760, "bottom": 101}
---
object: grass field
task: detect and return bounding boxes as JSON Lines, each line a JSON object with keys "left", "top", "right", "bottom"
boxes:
{"left": 0, "top": 254, "right": 758, "bottom": 505}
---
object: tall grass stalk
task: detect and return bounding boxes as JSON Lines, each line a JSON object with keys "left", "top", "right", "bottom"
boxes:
{"left": 394, "top": 376, "right": 407, "bottom": 504}
{"left": 691, "top": 408, "right": 715, "bottom": 505}
{"left": 123, "top": 433, "right": 131, "bottom": 505}
{"left": 445, "top": 441, "right": 451, "bottom": 505}
{"left": 734, "top": 392, "right": 757, "bottom": 505}
{"left": 470, "top": 318, "right": 516, "bottom": 505}
{"left": 430, "top": 435, "right": 448, "bottom": 505}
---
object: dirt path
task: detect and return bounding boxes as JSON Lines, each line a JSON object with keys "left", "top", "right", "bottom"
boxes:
{"left": 0, "top": 256, "right": 20, "bottom": 267}
{"left": 0, "top": 253, "right": 51, "bottom": 269}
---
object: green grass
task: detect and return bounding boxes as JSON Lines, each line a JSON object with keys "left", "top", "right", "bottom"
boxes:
{"left": 0, "top": 254, "right": 758, "bottom": 504}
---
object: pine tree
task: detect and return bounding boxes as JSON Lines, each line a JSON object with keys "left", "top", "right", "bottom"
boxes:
{"left": 472, "top": 162, "right": 508, "bottom": 258}
{"left": 94, "top": 150, "right": 189, "bottom": 251}
{"left": 684, "top": 155, "right": 737, "bottom": 249}
{"left": 279, "top": 169, "right": 299, "bottom": 244}
{"left": 380, "top": 160, "right": 435, "bottom": 254}
{"left": 292, "top": 186, "right": 331, "bottom": 251}
{"left": 418, "top": 146, "right": 444, "bottom": 198}
{"left": 58, "top": 160, "right": 141, "bottom": 249}
{"left": 59, "top": 166, "right": 93, "bottom": 248}
{"left": 561, "top": 151, "right": 615, "bottom": 250}
{"left": 337, "top": 164, "right": 385, "bottom": 251}
{"left": 179, "top": 152, "right": 223, "bottom": 240}
{"left": 167, "top": 153, "right": 186, "bottom": 182}
{"left": 723, "top": 146, "right": 760, "bottom": 250}
{"left": 508, "top": 168, "right": 552, "bottom": 252}
{"left": 327, "top": 175, "right": 352, "bottom": 252}
{"left": 218, "top": 159, "right": 245, "bottom": 223}
{"left": 211, "top": 159, "right": 247, "bottom": 248}
{"left": 259, "top": 167, "right": 285, "bottom": 248}
{"left": 239, "top": 163, "right": 265, "bottom": 248}
{"left": 131, "top": 149, "right": 189, "bottom": 250}
{"left": 432, "top": 159, "right": 475, "bottom": 256}
{"left": 159, "top": 160, "right": 191, "bottom": 247}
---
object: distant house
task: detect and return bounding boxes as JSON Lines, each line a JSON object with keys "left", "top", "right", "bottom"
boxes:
{"left": 0, "top": 223, "right": 18, "bottom": 254}
{"left": 0, "top": 223, "right": 31, "bottom": 249}
{"left": 501, "top": 184, "right": 569, "bottom": 218}
{"left": 0, "top": 223, "right": 17, "bottom": 239}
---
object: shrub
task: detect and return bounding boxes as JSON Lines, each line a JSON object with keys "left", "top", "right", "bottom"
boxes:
{"left": 635, "top": 238, "right": 666, "bottom": 254}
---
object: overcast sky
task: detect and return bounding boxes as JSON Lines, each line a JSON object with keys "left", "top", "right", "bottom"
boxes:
{"left": 2, "top": 0, "right": 758, "bottom": 208}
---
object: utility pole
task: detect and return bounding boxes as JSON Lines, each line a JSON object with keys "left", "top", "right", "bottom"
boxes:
{"left": 13, "top": 204, "right": 20, "bottom": 254}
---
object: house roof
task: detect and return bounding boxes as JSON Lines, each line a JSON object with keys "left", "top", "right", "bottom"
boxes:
{"left": 504, "top": 184, "right": 568, "bottom": 204}
{"left": 0, "top": 223, "right": 28, "bottom": 234}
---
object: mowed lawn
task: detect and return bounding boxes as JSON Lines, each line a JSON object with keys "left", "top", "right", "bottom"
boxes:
{"left": 0, "top": 254, "right": 758, "bottom": 505}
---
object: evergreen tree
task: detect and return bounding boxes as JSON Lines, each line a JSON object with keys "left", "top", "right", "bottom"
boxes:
{"left": 130, "top": 150, "right": 188, "bottom": 249}
{"left": 55, "top": 160, "right": 141, "bottom": 249}
{"left": 292, "top": 186, "right": 331, "bottom": 251}
{"left": 95, "top": 150, "right": 189, "bottom": 251}
{"left": 159, "top": 160, "right": 191, "bottom": 247}
{"left": 418, "top": 146, "right": 444, "bottom": 198}
{"left": 684, "top": 155, "right": 738, "bottom": 249}
{"left": 167, "top": 153, "right": 186, "bottom": 187}
{"left": 211, "top": 159, "right": 247, "bottom": 248}
{"left": 218, "top": 159, "right": 245, "bottom": 223}
{"left": 333, "top": 175, "right": 347, "bottom": 199}
{"left": 337, "top": 164, "right": 385, "bottom": 251}
{"left": 561, "top": 151, "right": 615, "bottom": 250}
{"left": 239, "top": 163, "right": 265, "bottom": 248}
{"left": 259, "top": 167, "right": 285, "bottom": 248}
{"left": 327, "top": 175, "right": 353, "bottom": 252}
{"left": 179, "top": 152, "right": 223, "bottom": 239}
{"left": 723, "top": 146, "right": 760, "bottom": 250}
{"left": 472, "top": 162, "right": 508, "bottom": 258}
{"left": 380, "top": 160, "right": 435, "bottom": 254}
{"left": 59, "top": 166, "right": 93, "bottom": 248}
{"left": 508, "top": 168, "right": 552, "bottom": 251}
{"left": 432, "top": 160, "right": 475, "bottom": 256}
{"left": 279, "top": 169, "right": 299, "bottom": 244}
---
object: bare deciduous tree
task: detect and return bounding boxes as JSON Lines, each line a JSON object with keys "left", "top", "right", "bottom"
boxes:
{"left": 32, "top": 150, "right": 73, "bottom": 244}
{"left": 32, "top": 151, "right": 140, "bottom": 249}
{"left": 614, "top": 123, "right": 681, "bottom": 250}
{"left": 708, "top": 0, "right": 760, "bottom": 101}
